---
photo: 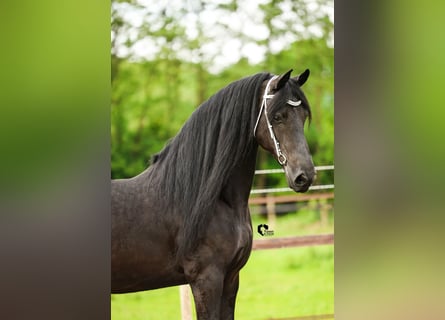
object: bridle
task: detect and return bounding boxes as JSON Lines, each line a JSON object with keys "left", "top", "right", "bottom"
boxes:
{"left": 253, "top": 75, "right": 302, "bottom": 166}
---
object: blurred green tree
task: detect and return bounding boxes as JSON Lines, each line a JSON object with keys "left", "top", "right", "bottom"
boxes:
{"left": 111, "top": 0, "right": 333, "bottom": 188}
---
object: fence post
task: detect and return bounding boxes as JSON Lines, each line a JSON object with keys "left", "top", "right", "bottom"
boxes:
{"left": 319, "top": 199, "right": 329, "bottom": 227}
{"left": 266, "top": 194, "right": 276, "bottom": 229}
{"left": 179, "top": 285, "right": 192, "bottom": 320}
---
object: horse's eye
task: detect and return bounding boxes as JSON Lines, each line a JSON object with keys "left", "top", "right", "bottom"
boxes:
{"left": 273, "top": 114, "right": 282, "bottom": 122}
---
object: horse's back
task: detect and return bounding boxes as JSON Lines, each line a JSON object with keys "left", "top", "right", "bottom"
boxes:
{"left": 111, "top": 168, "right": 154, "bottom": 212}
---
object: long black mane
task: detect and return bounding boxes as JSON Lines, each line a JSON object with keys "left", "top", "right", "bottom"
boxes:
{"left": 151, "top": 72, "right": 271, "bottom": 258}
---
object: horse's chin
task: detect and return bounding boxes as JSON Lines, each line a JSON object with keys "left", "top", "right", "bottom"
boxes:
{"left": 289, "top": 183, "right": 310, "bottom": 193}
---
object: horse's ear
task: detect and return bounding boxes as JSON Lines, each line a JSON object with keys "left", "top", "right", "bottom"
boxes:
{"left": 294, "top": 69, "right": 310, "bottom": 86}
{"left": 273, "top": 69, "right": 293, "bottom": 91}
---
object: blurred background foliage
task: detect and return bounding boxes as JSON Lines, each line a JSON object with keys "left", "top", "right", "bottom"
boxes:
{"left": 111, "top": 0, "right": 333, "bottom": 189}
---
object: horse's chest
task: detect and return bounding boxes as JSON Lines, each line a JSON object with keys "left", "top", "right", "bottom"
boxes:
{"left": 204, "top": 203, "right": 253, "bottom": 267}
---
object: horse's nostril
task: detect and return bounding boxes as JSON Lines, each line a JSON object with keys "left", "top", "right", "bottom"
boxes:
{"left": 295, "top": 173, "right": 308, "bottom": 186}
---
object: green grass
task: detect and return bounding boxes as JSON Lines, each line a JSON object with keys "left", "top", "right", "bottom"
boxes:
{"left": 236, "top": 246, "right": 333, "bottom": 319}
{"left": 111, "top": 288, "right": 180, "bottom": 319}
{"left": 111, "top": 209, "right": 334, "bottom": 319}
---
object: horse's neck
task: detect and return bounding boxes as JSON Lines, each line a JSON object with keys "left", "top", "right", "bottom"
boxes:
{"left": 221, "top": 145, "right": 258, "bottom": 207}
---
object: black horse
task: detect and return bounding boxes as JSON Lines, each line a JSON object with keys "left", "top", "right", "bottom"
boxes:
{"left": 111, "top": 69, "right": 315, "bottom": 319}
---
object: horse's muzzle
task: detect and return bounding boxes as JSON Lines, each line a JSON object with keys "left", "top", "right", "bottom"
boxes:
{"left": 287, "top": 168, "right": 315, "bottom": 193}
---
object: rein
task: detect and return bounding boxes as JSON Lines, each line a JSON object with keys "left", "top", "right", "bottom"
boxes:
{"left": 253, "top": 76, "right": 302, "bottom": 166}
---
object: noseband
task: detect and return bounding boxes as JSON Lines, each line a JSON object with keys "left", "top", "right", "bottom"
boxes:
{"left": 253, "top": 75, "right": 302, "bottom": 166}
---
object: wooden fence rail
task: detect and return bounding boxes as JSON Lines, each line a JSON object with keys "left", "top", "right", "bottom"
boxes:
{"left": 268, "top": 314, "right": 335, "bottom": 320}
{"left": 253, "top": 234, "right": 334, "bottom": 250}
{"left": 248, "top": 192, "right": 334, "bottom": 205}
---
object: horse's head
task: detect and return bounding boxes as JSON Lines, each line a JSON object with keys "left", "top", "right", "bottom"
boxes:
{"left": 254, "top": 69, "right": 315, "bottom": 192}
